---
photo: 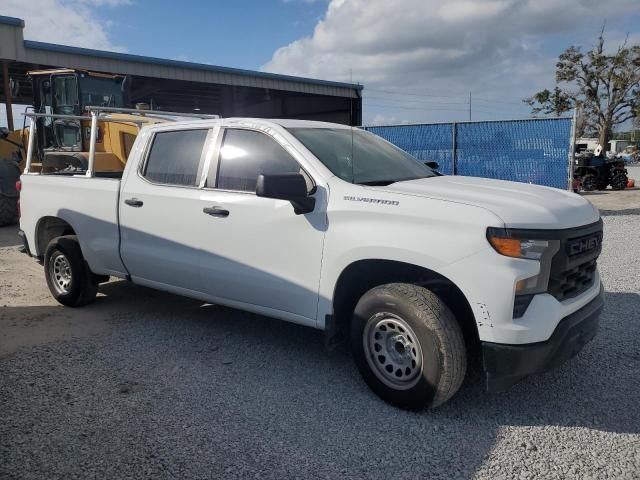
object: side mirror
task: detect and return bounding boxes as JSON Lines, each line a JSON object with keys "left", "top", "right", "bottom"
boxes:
{"left": 256, "top": 172, "right": 315, "bottom": 215}
{"left": 424, "top": 161, "right": 439, "bottom": 170}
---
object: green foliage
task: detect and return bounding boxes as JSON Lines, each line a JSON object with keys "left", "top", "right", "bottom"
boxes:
{"left": 526, "top": 28, "right": 640, "bottom": 147}
{"left": 525, "top": 87, "right": 572, "bottom": 116}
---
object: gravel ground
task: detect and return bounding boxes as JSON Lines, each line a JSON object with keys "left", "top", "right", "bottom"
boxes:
{"left": 1, "top": 191, "right": 639, "bottom": 479}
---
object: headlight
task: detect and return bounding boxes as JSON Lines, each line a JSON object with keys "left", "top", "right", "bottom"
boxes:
{"left": 486, "top": 228, "right": 559, "bottom": 263}
{"left": 487, "top": 228, "right": 560, "bottom": 311}
{"left": 487, "top": 235, "right": 551, "bottom": 260}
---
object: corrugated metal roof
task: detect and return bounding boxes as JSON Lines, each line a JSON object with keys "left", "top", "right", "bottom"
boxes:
{"left": 1, "top": 14, "right": 362, "bottom": 97}
{"left": 21, "top": 40, "right": 362, "bottom": 93}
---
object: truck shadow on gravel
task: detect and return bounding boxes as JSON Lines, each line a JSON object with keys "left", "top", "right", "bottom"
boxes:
{"left": 1, "top": 281, "right": 638, "bottom": 479}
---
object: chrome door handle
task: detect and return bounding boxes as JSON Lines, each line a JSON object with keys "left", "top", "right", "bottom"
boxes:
{"left": 203, "top": 206, "right": 229, "bottom": 217}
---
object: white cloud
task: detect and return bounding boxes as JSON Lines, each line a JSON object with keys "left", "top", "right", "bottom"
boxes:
{"left": 368, "top": 113, "right": 410, "bottom": 126}
{"left": 2, "top": 0, "right": 129, "bottom": 51}
{"left": 263, "top": 0, "right": 640, "bottom": 123}
{"left": 79, "top": 0, "right": 132, "bottom": 5}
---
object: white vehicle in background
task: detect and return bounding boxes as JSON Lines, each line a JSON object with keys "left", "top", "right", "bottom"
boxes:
{"left": 18, "top": 111, "right": 604, "bottom": 409}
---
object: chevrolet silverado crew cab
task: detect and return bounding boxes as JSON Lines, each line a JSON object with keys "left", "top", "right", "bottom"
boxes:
{"left": 18, "top": 117, "right": 604, "bottom": 410}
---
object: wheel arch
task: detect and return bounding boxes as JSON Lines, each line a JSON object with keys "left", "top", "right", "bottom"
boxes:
{"left": 35, "top": 215, "right": 77, "bottom": 258}
{"left": 331, "top": 259, "right": 480, "bottom": 352}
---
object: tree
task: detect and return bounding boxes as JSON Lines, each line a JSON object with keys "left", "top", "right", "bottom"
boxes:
{"left": 526, "top": 28, "right": 640, "bottom": 149}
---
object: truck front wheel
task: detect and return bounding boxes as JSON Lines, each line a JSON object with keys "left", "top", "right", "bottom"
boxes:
{"left": 351, "top": 283, "right": 467, "bottom": 410}
{"left": 44, "top": 235, "right": 98, "bottom": 307}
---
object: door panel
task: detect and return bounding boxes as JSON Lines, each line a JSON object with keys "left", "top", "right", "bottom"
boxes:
{"left": 198, "top": 127, "right": 326, "bottom": 322}
{"left": 198, "top": 190, "right": 326, "bottom": 321}
{"left": 119, "top": 180, "right": 210, "bottom": 291}
{"left": 119, "top": 128, "right": 213, "bottom": 291}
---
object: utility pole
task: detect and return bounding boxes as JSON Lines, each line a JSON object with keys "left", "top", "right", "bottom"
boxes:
{"left": 468, "top": 91, "right": 471, "bottom": 121}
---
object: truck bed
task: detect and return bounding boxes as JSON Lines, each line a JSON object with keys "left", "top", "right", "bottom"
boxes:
{"left": 19, "top": 174, "right": 127, "bottom": 277}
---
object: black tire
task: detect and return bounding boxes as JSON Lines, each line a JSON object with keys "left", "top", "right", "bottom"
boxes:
{"left": 0, "top": 195, "right": 17, "bottom": 226}
{"left": 44, "top": 235, "right": 98, "bottom": 307}
{"left": 350, "top": 283, "right": 466, "bottom": 410}
{"left": 610, "top": 173, "right": 628, "bottom": 191}
{"left": 596, "top": 178, "right": 609, "bottom": 190}
{"left": 581, "top": 174, "right": 598, "bottom": 192}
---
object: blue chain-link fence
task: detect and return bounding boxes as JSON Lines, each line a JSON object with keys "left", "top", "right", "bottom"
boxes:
{"left": 364, "top": 118, "right": 572, "bottom": 189}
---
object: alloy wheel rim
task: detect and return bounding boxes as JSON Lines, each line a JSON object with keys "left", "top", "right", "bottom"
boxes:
{"left": 363, "top": 313, "right": 423, "bottom": 390}
{"left": 50, "top": 253, "right": 72, "bottom": 294}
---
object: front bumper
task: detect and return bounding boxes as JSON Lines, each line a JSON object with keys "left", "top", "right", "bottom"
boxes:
{"left": 482, "top": 284, "right": 604, "bottom": 392}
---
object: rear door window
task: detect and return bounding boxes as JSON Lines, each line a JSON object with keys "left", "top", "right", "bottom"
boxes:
{"left": 142, "top": 129, "right": 209, "bottom": 187}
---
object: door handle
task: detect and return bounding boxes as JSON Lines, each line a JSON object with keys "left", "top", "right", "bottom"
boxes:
{"left": 203, "top": 206, "right": 229, "bottom": 217}
{"left": 124, "top": 198, "right": 144, "bottom": 207}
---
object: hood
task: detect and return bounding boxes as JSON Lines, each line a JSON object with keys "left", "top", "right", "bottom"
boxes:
{"left": 377, "top": 176, "right": 600, "bottom": 229}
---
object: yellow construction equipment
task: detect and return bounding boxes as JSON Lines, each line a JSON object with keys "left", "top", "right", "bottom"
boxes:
{"left": 0, "top": 68, "right": 167, "bottom": 225}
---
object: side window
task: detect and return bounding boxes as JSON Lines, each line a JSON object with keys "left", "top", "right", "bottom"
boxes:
{"left": 215, "top": 129, "right": 301, "bottom": 192}
{"left": 122, "top": 132, "right": 137, "bottom": 159}
{"left": 143, "top": 129, "right": 208, "bottom": 187}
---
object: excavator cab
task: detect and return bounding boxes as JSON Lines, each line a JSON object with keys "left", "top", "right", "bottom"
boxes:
{"left": 30, "top": 69, "right": 128, "bottom": 153}
{"left": 25, "top": 69, "right": 146, "bottom": 173}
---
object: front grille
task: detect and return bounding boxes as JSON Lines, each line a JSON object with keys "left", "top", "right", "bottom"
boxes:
{"left": 548, "top": 258, "right": 597, "bottom": 301}
{"left": 547, "top": 222, "right": 602, "bottom": 302}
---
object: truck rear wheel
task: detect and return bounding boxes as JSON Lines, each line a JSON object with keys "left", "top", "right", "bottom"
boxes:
{"left": 44, "top": 235, "right": 98, "bottom": 307}
{"left": 0, "top": 195, "right": 17, "bottom": 226}
{"left": 351, "top": 283, "right": 467, "bottom": 410}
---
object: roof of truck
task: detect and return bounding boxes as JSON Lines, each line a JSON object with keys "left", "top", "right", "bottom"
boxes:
{"left": 258, "top": 118, "right": 351, "bottom": 128}
{"left": 142, "top": 117, "right": 354, "bottom": 132}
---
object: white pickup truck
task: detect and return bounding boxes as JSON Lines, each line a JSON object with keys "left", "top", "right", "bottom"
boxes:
{"left": 18, "top": 117, "right": 604, "bottom": 409}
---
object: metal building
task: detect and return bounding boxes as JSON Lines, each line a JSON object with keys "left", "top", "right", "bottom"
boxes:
{"left": 0, "top": 15, "right": 363, "bottom": 130}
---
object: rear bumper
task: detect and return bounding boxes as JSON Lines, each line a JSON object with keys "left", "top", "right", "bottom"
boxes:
{"left": 482, "top": 284, "right": 604, "bottom": 392}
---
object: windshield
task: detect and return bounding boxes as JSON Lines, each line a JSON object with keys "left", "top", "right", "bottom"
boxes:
{"left": 288, "top": 127, "right": 436, "bottom": 185}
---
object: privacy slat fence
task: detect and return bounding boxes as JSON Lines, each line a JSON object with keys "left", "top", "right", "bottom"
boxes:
{"left": 364, "top": 118, "right": 573, "bottom": 190}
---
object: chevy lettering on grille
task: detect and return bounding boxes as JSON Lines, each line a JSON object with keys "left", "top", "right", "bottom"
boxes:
{"left": 567, "top": 233, "right": 603, "bottom": 256}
